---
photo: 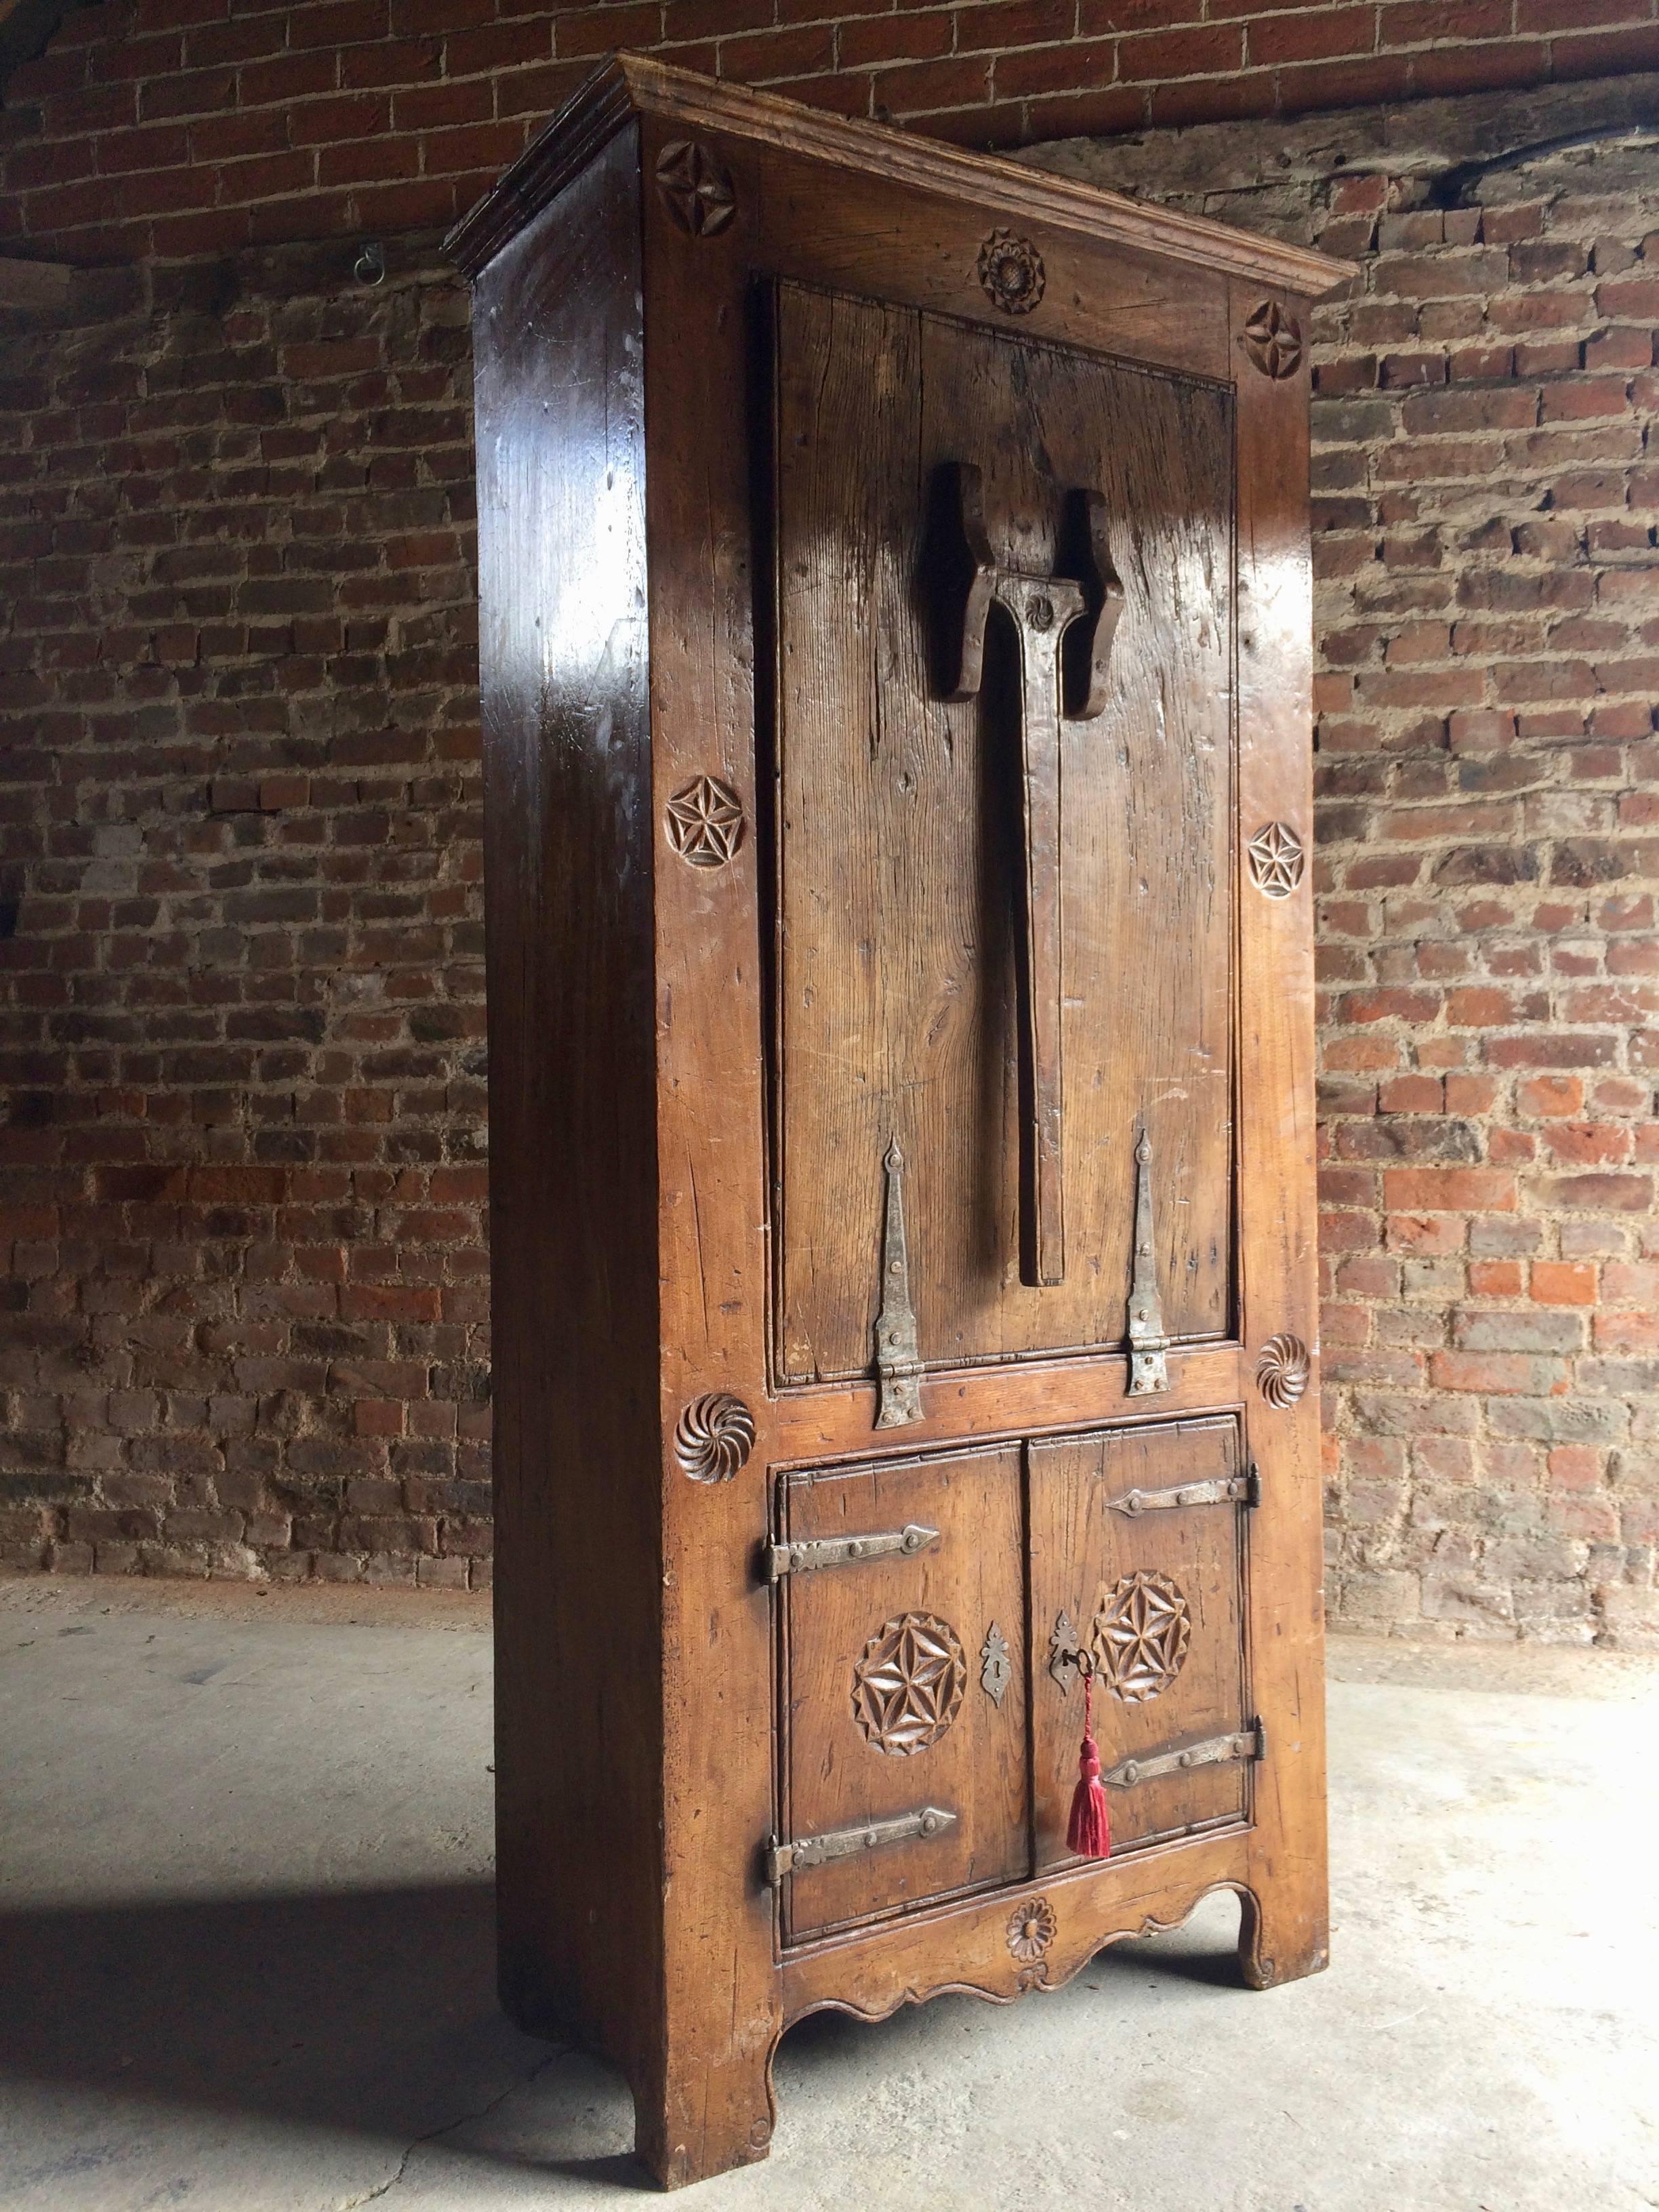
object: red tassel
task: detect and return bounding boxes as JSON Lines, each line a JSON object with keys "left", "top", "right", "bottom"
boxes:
{"left": 1066, "top": 1665, "right": 1111, "bottom": 1860}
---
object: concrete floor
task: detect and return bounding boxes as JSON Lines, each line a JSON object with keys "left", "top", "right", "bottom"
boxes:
{"left": 1, "top": 1580, "right": 1654, "bottom": 2212}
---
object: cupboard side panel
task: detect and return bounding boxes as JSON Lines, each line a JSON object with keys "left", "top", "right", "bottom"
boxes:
{"left": 473, "top": 127, "right": 666, "bottom": 2070}
{"left": 1231, "top": 279, "right": 1329, "bottom": 1986}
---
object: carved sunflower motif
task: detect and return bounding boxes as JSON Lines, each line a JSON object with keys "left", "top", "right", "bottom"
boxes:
{"left": 672, "top": 1391, "right": 755, "bottom": 1482}
{"left": 654, "top": 140, "right": 737, "bottom": 237}
{"left": 1006, "top": 1896, "right": 1057, "bottom": 1963}
{"left": 977, "top": 228, "right": 1046, "bottom": 314}
{"left": 664, "top": 775, "right": 744, "bottom": 868}
{"left": 1247, "top": 820, "right": 1305, "bottom": 899}
{"left": 852, "top": 1611, "right": 967, "bottom": 1755}
{"left": 1090, "top": 1570, "right": 1192, "bottom": 1704}
{"left": 1242, "top": 298, "right": 1303, "bottom": 380}
{"left": 1256, "top": 1332, "right": 1311, "bottom": 1409}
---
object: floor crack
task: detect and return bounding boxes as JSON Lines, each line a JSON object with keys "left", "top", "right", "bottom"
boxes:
{"left": 334, "top": 2047, "right": 569, "bottom": 2209}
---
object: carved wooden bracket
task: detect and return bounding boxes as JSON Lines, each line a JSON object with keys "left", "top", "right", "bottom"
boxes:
{"left": 943, "top": 462, "right": 1124, "bottom": 1288}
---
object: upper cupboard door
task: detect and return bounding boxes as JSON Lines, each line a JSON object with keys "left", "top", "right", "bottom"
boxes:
{"left": 771, "top": 279, "right": 1236, "bottom": 1389}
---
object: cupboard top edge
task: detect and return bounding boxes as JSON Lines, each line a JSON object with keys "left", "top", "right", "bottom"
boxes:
{"left": 444, "top": 52, "right": 1355, "bottom": 300}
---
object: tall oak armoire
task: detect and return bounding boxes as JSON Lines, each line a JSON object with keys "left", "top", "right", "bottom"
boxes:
{"left": 448, "top": 58, "right": 1347, "bottom": 2192}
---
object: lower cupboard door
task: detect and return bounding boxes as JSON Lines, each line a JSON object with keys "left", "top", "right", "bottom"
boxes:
{"left": 777, "top": 1441, "right": 1027, "bottom": 1945}
{"left": 1029, "top": 1416, "right": 1251, "bottom": 1870}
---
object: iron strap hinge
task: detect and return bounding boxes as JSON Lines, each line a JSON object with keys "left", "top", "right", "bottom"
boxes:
{"left": 764, "top": 1523, "right": 940, "bottom": 1582}
{"left": 765, "top": 1805, "right": 958, "bottom": 1886}
{"left": 1101, "top": 1718, "right": 1267, "bottom": 1791}
{"left": 1109, "top": 1465, "right": 1261, "bottom": 1515}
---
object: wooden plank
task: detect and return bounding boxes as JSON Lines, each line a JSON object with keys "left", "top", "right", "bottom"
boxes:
{"left": 1229, "top": 276, "right": 1330, "bottom": 1993}
{"left": 472, "top": 121, "right": 668, "bottom": 2097}
{"left": 775, "top": 291, "right": 1237, "bottom": 1389}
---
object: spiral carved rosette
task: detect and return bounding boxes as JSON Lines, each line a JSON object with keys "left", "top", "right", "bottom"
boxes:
{"left": 1256, "top": 1332, "right": 1311, "bottom": 1410}
{"left": 673, "top": 1391, "right": 755, "bottom": 1482}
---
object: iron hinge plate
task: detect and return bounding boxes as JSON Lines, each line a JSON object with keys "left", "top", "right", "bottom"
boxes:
{"left": 766, "top": 1804, "right": 958, "bottom": 1886}
{"left": 1109, "top": 1471, "right": 1255, "bottom": 1516}
{"left": 764, "top": 1522, "right": 939, "bottom": 1582}
{"left": 1101, "top": 1718, "right": 1267, "bottom": 1791}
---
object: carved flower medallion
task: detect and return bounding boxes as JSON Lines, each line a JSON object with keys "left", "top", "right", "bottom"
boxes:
{"left": 665, "top": 775, "right": 744, "bottom": 868}
{"left": 1247, "top": 820, "right": 1305, "bottom": 899}
{"left": 978, "top": 228, "right": 1046, "bottom": 314}
{"left": 655, "top": 140, "right": 736, "bottom": 237}
{"left": 1243, "top": 298, "right": 1303, "bottom": 380}
{"left": 1090, "top": 1570, "right": 1192, "bottom": 1704}
{"left": 1006, "top": 1895, "right": 1057, "bottom": 1963}
{"left": 853, "top": 1610, "right": 967, "bottom": 1755}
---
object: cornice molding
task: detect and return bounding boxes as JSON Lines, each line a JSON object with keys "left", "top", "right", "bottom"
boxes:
{"left": 444, "top": 52, "right": 1354, "bottom": 298}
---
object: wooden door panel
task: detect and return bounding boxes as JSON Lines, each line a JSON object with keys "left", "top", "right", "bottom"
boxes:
{"left": 1029, "top": 1418, "right": 1248, "bottom": 1868}
{"left": 773, "top": 279, "right": 1235, "bottom": 1389}
{"left": 778, "top": 1443, "right": 1026, "bottom": 1944}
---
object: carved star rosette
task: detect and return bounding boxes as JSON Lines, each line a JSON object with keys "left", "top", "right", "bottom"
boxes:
{"left": 654, "top": 138, "right": 736, "bottom": 237}
{"left": 1242, "top": 298, "right": 1303, "bottom": 380}
{"left": 664, "top": 775, "right": 744, "bottom": 868}
{"left": 1090, "top": 1570, "right": 1192, "bottom": 1704}
{"left": 1247, "top": 820, "right": 1305, "bottom": 899}
{"left": 852, "top": 1611, "right": 967, "bottom": 1755}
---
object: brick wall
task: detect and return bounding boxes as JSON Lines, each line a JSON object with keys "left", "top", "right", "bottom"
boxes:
{"left": 1048, "top": 78, "right": 1659, "bottom": 1648}
{"left": 2, "top": 12, "right": 1656, "bottom": 1640}
{"left": 1, "top": 1, "right": 1657, "bottom": 255}
{"left": 0, "top": 237, "right": 491, "bottom": 1585}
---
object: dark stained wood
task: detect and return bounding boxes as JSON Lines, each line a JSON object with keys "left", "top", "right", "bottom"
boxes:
{"left": 775, "top": 286, "right": 1237, "bottom": 1387}
{"left": 462, "top": 60, "right": 1345, "bottom": 2191}
{"left": 447, "top": 52, "right": 1345, "bottom": 301}
{"left": 472, "top": 123, "right": 666, "bottom": 2089}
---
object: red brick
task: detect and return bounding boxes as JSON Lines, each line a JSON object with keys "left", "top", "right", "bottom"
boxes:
{"left": 1118, "top": 24, "right": 1244, "bottom": 81}
{"left": 1384, "top": 1169, "right": 1517, "bottom": 1211}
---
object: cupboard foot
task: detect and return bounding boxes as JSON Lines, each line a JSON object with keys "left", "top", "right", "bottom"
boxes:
{"left": 1237, "top": 1883, "right": 1330, "bottom": 1992}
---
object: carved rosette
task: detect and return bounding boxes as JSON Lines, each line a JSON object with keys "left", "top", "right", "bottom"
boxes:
{"left": 654, "top": 139, "right": 736, "bottom": 236}
{"left": 1247, "top": 820, "right": 1305, "bottom": 899}
{"left": 673, "top": 1391, "right": 755, "bottom": 1482}
{"left": 1242, "top": 298, "right": 1303, "bottom": 380}
{"left": 1006, "top": 1895, "right": 1057, "bottom": 1964}
{"left": 1090, "top": 1570, "right": 1192, "bottom": 1704}
{"left": 978, "top": 228, "right": 1045, "bottom": 314}
{"left": 853, "top": 1611, "right": 967, "bottom": 1755}
{"left": 665, "top": 775, "right": 744, "bottom": 868}
{"left": 1256, "top": 1332, "right": 1311, "bottom": 1409}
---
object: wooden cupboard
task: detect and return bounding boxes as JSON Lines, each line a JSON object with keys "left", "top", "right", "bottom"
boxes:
{"left": 448, "top": 57, "right": 1347, "bottom": 2189}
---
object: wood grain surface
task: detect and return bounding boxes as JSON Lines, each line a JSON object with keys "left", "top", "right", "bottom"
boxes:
{"left": 467, "top": 66, "right": 1333, "bottom": 2192}
{"left": 775, "top": 283, "right": 1235, "bottom": 1386}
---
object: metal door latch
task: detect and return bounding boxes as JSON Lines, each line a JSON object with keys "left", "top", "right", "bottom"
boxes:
{"left": 764, "top": 1523, "right": 939, "bottom": 1581}
{"left": 1101, "top": 1718, "right": 1266, "bottom": 1790}
{"left": 1109, "top": 1467, "right": 1259, "bottom": 1515}
{"left": 765, "top": 1804, "right": 957, "bottom": 1885}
